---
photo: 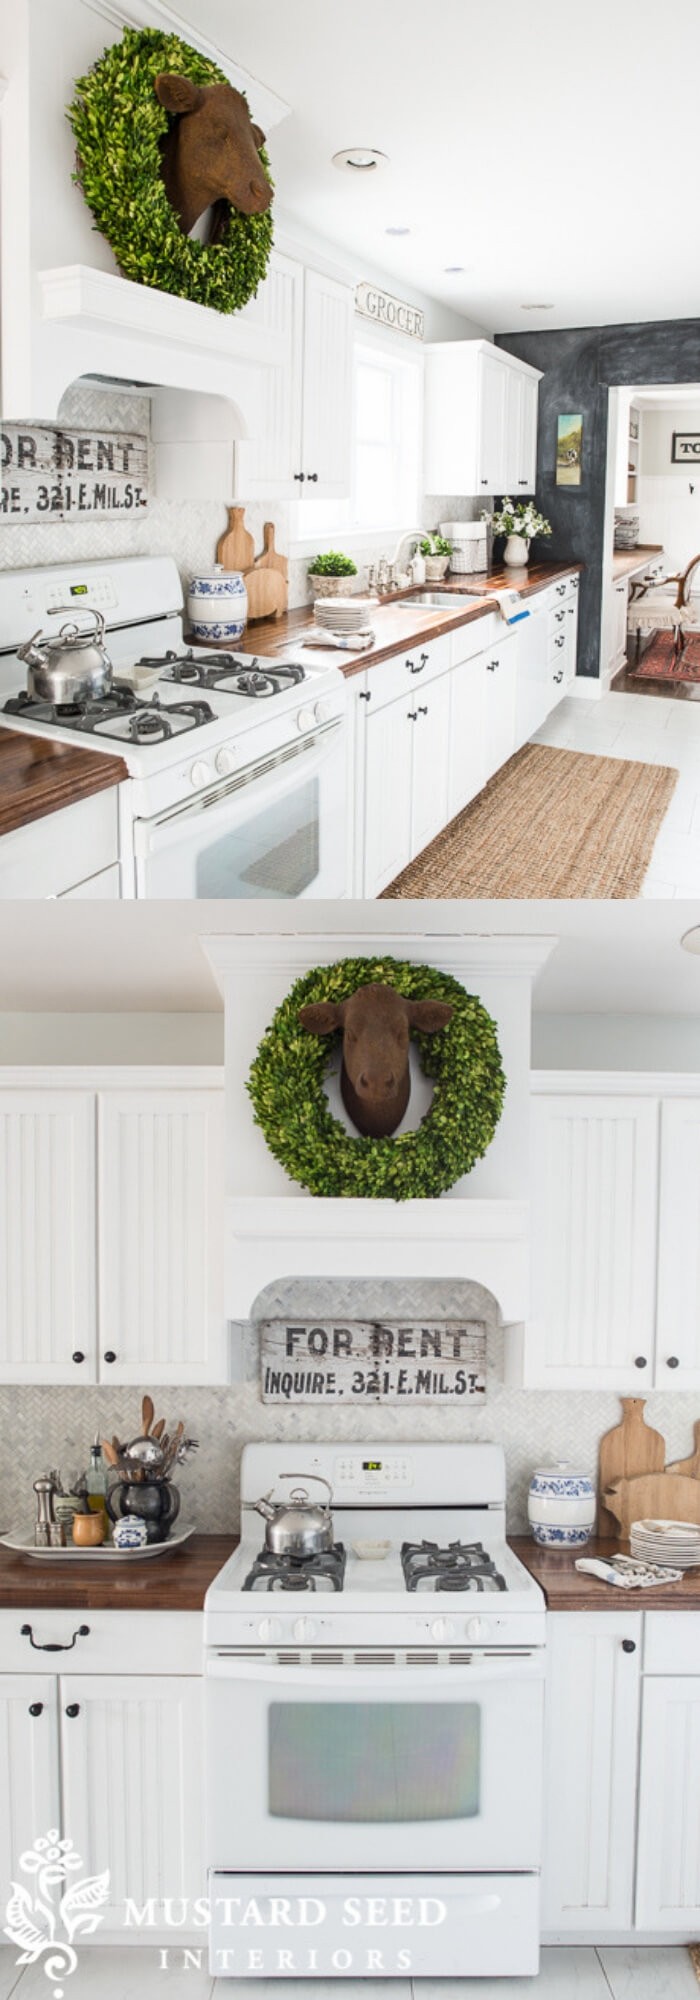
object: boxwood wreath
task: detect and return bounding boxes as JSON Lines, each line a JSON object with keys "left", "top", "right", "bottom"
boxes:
{"left": 67, "top": 27, "right": 274, "bottom": 313}
{"left": 247, "top": 956, "right": 505, "bottom": 1200}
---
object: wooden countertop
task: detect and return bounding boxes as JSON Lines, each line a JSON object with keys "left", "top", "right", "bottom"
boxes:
{"left": 612, "top": 545, "right": 664, "bottom": 581}
{"left": 0, "top": 1532, "right": 239, "bottom": 1611}
{"left": 0, "top": 728, "right": 126, "bottom": 839}
{"left": 223, "top": 560, "right": 584, "bottom": 684}
{"left": 511, "top": 1535, "right": 700, "bottom": 1610}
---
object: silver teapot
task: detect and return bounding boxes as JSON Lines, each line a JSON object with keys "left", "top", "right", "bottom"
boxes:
{"left": 253, "top": 1473, "right": 334, "bottom": 1558}
{"left": 18, "top": 605, "right": 113, "bottom": 704}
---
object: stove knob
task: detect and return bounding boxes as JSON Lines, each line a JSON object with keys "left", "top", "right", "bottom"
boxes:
{"left": 257, "top": 1616, "right": 282, "bottom": 1643}
{"left": 293, "top": 1617, "right": 317, "bottom": 1643}
{"left": 215, "top": 746, "right": 237, "bottom": 777}
{"left": 190, "top": 759, "right": 211, "bottom": 788}
{"left": 314, "top": 699, "right": 333, "bottom": 725}
{"left": 466, "top": 1616, "right": 487, "bottom": 1643}
{"left": 430, "top": 1617, "right": 455, "bottom": 1643}
{"left": 296, "top": 706, "right": 317, "bottom": 733}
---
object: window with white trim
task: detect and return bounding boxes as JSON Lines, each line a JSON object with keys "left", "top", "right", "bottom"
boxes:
{"left": 293, "top": 337, "right": 422, "bottom": 543}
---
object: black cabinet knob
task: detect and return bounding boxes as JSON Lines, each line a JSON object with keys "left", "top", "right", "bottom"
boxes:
{"left": 634, "top": 1356, "right": 647, "bottom": 1369}
{"left": 65, "top": 1703, "right": 80, "bottom": 1718}
{"left": 667, "top": 1356, "right": 680, "bottom": 1369}
{"left": 307, "top": 472, "right": 319, "bottom": 483}
{"left": 103, "top": 1351, "right": 117, "bottom": 1364}
{"left": 418, "top": 705, "right": 428, "bottom": 716}
{"left": 28, "top": 1702, "right": 43, "bottom": 1717}
{"left": 72, "top": 1351, "right": 85, "bottom": 1364}
{"left": 621, "top": 1639, "right": 637, "bottom": 1654}
{"left": 358, "top": 689, "right": 371, "bottom": 702}
{"left": 293, "top": 471, "right": 305, "bottom": 482}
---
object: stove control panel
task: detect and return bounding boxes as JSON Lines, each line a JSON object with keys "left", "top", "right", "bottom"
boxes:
{"left": 333, "top": 1455, "right": 414, "bottom": 1495}
{"left": 208, "top": 1607, "right": 546, "bottom": 1651}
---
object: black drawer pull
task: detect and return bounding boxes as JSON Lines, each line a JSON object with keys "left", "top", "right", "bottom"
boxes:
{"left": 72, "top": 1351, "right": 85, "bottom": 1364}
{"left": 22, "top": 1623, "right": 90, "bottom": 1653}
{"left": 486, "top": 659, "right": 498, "bottom": 672}
{"left": 65, "top": 1704, "right": 80, "bottom": 1718}
{"left": 622, "top": 1639, "right": 637, "bottom": 1654}
{"left": 634, "top": 1355, "right": 647, "bottom": 1370}
{"left": 553, "top": 670, "right": 564, "bottom": 684}
{"left": 103, "top": 1351, "right": 117, "bottom": 1364}
{"left": 28, "top": 1702, "right": 43, "bottom": 1717}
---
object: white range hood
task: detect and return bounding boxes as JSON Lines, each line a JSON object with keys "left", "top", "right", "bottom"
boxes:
{"left": 202, "top": 929, "right": 555, "bottom": 1322}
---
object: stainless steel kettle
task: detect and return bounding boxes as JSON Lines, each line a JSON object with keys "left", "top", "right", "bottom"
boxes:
{"left": 18, "top": 605, "right": 113, "bottom": 705}
{"left": 253, "top": 1473, "right": 334, "bottom": 1558}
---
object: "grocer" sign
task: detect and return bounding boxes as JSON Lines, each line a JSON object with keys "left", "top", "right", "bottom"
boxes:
{"left": 355, "top": 283, "right": 424, "bottom": 341}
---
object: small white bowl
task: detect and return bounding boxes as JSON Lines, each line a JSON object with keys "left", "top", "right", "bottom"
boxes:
{"left": 352, "top": 1539, "right": 391, "bottom": 1561}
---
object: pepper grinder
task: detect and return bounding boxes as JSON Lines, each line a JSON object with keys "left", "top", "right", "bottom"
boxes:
{"left": 33, "top": 1474, "right": 57, "bottom": 1548}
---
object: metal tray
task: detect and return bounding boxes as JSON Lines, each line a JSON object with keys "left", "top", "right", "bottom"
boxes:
{"left": 0, "top": 1527, "right": 195, "bottom": 1563}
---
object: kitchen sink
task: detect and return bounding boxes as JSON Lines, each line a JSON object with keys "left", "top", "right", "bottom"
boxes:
{"left": 395, "top": 590, "right": 480, "bottom": 607}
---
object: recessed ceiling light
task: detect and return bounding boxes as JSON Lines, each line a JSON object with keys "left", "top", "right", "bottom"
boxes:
{"left": 332, "top": 148, "right": 388, "bottom": 173}
{"left": 680, "top": 927, "right": 700, "bottom": 953}
{"left": 520, "top": 302, "right": 554, "bottom": 311}
{"left": 386, "top": 226, "right": 411, "bottom": 236}
{"left": 444, "top": 265, "right": 466, "bottom": 274}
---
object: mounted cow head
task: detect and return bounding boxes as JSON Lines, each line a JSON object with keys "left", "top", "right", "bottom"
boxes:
{"left": 298, "top": 982, "right": 454, "bottom": 1139}
{"left": 154, "top": 73, "right": 273, "bottom": 241}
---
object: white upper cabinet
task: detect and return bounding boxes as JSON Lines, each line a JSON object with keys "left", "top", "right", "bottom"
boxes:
{"left": 656, "top": 1098, "right": 700, "bottom": 1389}
{"left": 0, "top": 1089, "right": 96, "bottom": 1383}
{"left": 236, "top": 252, "right": 354, "bottom": 500}
{"left": 424, "top": 340, "right": 541, "bottom": 498}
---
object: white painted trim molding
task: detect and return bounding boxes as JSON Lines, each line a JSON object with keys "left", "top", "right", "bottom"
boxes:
{"left": 80, "top": 0, "right": 291, "bottom": 131}
{"left": 532, "top": 1069, "right": 700, "bottom": 1095}
{"left": 0, "top": 1066, "right": 224, "bottom": 1088}
{"left": 203, "top": 933, "right": 557, "bottom": 986}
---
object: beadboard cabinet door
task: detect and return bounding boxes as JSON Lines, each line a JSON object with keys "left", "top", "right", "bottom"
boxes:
{"left": 300, "top": 267, "right": 354, "bottom": 496}
{"left": 542, "top": 1614, "right": 641, "bottom": 1935}
{"left": 409, "top": 669, "right": 452, "bottom": 860}
{"left": 636, "top": 1675, "right": 700, "bottom": 1930}
{"left": 362, "top": 696, "right": 413, "bottom": 897}
{"left": 97, "top": 1089, "right": 226, "bottom": 1385}
{"left": 655, "top": 1098, "right": 700, "bottom": 1389}
{"left": 235, "top": 249, "right": 304, "bottom": 499}
{"left": 0, "top": 1676, "right": 60, "bottom": 1903}
{"left": 529, "top": 1093, "right": 659, "bottom": 1389}
{"left": 0, "top": 1089, "right": 96, "bottom": 1382}
{"left": 59, "top": 1675, "right": 204, "bottom": 1937}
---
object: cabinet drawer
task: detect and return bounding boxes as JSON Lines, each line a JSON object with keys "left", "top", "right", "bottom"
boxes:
{"left": 644, "top": 1612, "right": 700, "bottom": 1674}
{"left": 368, "top": 633, "right": 452, "bottom": 710}
{"left": 0, "top": 1607, "right": 202, "bottom": 1674}
{"left": 0, "top": 788, "right": 120, "bottom": 900}
{"left": 451, "top": 611, "right": 498, "bottom": 664}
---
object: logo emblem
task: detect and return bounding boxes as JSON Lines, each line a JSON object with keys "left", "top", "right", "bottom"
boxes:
{"left": 3, "top": 1830, "right": 109, "bottom": 1996}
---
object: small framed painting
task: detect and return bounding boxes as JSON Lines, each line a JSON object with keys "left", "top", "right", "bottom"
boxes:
{"left": 556, "top": 413, "right": 583, "bottom": 486}
{"left": 672, "top": 432, "right": 700, "bottom": 463}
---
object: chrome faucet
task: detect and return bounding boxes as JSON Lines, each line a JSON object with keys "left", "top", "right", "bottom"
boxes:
{"left": 391, "top": 529, "right": 424, "bottom": 573}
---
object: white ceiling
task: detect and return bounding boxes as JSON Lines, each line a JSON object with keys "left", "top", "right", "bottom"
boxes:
{"left": 170, "top": 0, "right": 700, "bottom": 333}
{"left": 1, "top": 904, "right": 700, "bottom": 1016}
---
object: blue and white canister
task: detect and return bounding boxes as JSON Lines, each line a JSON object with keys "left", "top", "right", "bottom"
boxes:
{"left": 187, "top": 564, "right": 248, "bottom": 643}
{"left": 527, "top": 1463, "right": 596, "bottom": 1548}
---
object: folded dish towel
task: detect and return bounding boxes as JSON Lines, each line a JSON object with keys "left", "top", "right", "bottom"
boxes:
{"left": 493, "top": 587, "right": 531, "bottom": 626}
{"left": 303, "top": 629, "right": 376, "bottom": 651}
{"left": 575, "top": 1555, "right": 683, "bottom": 1588}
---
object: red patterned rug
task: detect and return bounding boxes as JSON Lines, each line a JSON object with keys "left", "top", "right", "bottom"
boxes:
{"left": 630, "top": 630, "right": 700, "bottom": 682}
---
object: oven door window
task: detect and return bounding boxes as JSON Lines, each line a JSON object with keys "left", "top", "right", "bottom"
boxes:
{"left": 195, "top": 773, "right": 320, "bottom": 899}
{"left": 269, "top": 1702, "right": 480, "bottom": 1823}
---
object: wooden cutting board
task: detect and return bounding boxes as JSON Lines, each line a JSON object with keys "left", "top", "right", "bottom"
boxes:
{"left": 216, "top": 506, "right": 255, "bottom": 574}
{"left": 668, "top": 1420, "right": 700, "bottom": 1479}
{"left": 255, "top": 521, "right": 289, "bottom": 589}
{"left": 243, "top": 566, "right": 287, "bottom": 622}
{"left": 602, "top": 1470, "right": 700, "bottom": 1539}
{"left": 598, "top": 1397, "right": 666, "bottom": 1537}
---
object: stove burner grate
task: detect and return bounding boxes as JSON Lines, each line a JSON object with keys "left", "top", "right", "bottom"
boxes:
{"left": 401, "top": 1539, "right": 507, "bottom": 1594}
{"left": 154, "top": 650, "right": 307, "bottom": 697}
{"left": 242, "top": 1543, "right": 346, "bottom": 1594}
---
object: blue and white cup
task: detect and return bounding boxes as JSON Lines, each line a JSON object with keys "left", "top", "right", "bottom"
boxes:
{"left": 528, "top": 1464, "right": 596, "bottom": 1548}
{"left": 187, "top": 564, "right": 248, "bottom": 643}
{"left": 112, "top": 1515, "right": 149, "bottom": 1550}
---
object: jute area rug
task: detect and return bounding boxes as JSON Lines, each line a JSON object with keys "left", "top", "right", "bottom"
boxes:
{"left": 381, "top": 744, "right": 678, "bottom": 900}
{"left": 631, "top": 630, "right": 700, "bottom": 682}
{"left": 689, "top": 1944, "right": 700, "bottom": 1984}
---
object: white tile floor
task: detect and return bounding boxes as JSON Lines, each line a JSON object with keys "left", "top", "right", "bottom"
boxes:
{"left": 1, "top": 1944, "right": 698, "bottom": 1998}
{"left": 532, "top": 687, "right": 700, "bottom": 895}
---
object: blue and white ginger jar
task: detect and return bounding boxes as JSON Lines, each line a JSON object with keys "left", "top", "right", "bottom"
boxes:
{"left": 528, "top": 1463, "right": 596, "bottom": 1548}
{"left": 187, "top": 564, "right": 248, "bottom": 643}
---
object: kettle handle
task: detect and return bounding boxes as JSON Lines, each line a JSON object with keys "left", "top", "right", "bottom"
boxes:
{"left": 48, "top": 604, "right": 106, "bottom": 644}
{"left": 278, "top": 1473, "right": 333, "bottom": 1505}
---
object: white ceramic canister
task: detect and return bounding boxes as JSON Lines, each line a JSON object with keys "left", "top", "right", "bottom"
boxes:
{"left": 503, "top": 533, "right": 531, "bottom": 568}
{"left": 527, "top": 1463, "right": 596, "bottom": 1548}
{"left": 186, "top": 564, "right": 248, "bottom": 643}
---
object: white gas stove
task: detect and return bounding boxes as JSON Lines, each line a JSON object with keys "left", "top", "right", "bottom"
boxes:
{"left": 0, "top": 556, "right": 348, "bottom": 899}
{"left": 204, "top": 1442, "right": 545, "bottom": 1981}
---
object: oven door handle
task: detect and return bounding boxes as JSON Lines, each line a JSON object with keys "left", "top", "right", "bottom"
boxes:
{"left": 206, "top": 1654, "right": 544, "bottom": 1688}
{"left": 134, "top": 721, "right": 342, "bottom": 853}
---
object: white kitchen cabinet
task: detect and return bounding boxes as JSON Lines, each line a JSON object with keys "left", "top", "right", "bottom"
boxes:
{"left": 98, "top": 1088, "right": 226, "bottom": 1386}
{"left": 60, "top": 1673, "right": 205, "bottom": 1936}
{"left": 360, "top": 636, "right": 453, "bottom": 896}
{"left": 236, "top": 252, "right": 354, "bottom": 500}
{"left": 637, "top": 1670, "right": 700, "bottom": 1930}
{"left": 409, "top": 669, "right": 452, "bottom": 857}
{"left": 0, "top": 1089, "right": 96, "bottom": 1383}
{"left": 0, "top": 790, "right": 121, "bottom": 901}
{"left": 481, "top": 632, "right": 517, "bottom": 782}
{"left": 656, "top": 1098, "right": 700, "bottom": 1389}
{"left": 542, "top": 1613, "right": 641, "bottom": 1935}
{"left": 362, "top": 691, "right": 414, "bottom": 896}
{"left": 0, "top": 1675, "right": 60, "bottom": 1895}
{"left": 529, "top": 1092, "right": 659, "bottom": 1390}
{"left": 447, "top": 634, "right": 488, "bottom": 820}
{"left": 424, "top": 339, "right": 541, "bottom": 498}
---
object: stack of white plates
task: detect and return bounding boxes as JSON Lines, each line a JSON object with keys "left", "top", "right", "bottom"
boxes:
{"left": 630, "top": 1519, "right": 700, "bottom": 1568}
{"left": 314, "top": 597, "right": 373, "bottom": 635}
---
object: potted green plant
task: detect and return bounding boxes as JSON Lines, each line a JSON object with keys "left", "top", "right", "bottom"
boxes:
{"left": 308, "top": 550, "right": 359, "bottom": 599}
{"left": 419, "top": 533, "right": 453, "bottom": 582}
{"left": 482, "top": 499, "right": 552, "bottom": 568}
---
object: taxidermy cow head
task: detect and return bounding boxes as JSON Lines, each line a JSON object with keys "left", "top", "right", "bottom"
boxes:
{"left": 154, "top": 73, "right": 273, "bottom": 242}
{"left": 298, "top": 982, "right": 454, "bottom": 1139}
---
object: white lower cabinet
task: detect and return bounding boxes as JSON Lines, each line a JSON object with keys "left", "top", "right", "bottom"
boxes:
{"left": 0, "top": 1675, "right": 60, "bottom": 1897}
{"left": 542, "top": 1613, "right": 642, "bottom": 1935}
{"left": 448, "top": 637, "right": 487, "bottom": 820}
{"left": 409, "top": 669, "right": 451, "bottom": 856}
{"left": 636, "top": 1673, "right": 700, "bottom": 1930}
{"left": 481, "top": 633, "right": 517, "bottom": 782}
{"left": 362, "top": 691, "right": 413, "bottom": 896}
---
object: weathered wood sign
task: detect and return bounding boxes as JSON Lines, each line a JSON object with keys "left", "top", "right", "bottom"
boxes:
{"left": 261, "top": 1320, "right": 486, "bottom": 1405}
{"left": 355, "top": 282, "right": 424, "bottom": 341}
{"left": 1, "top": 426, "right": 149, "bottom": 523}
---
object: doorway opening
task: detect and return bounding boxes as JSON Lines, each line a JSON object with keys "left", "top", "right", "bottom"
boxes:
{"left": 603, "top": 383, "right": 700, "bottom": 702}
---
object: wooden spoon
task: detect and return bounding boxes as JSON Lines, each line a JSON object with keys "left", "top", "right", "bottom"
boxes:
{"left": 142, "top": 1395, "right": 155, "bottom": 1436}
{"left": 152, "top": 1418, "right": 166, "bottom": 1441}
{"left": 101, "top": 1438, "right": 119, "bottom": 1468}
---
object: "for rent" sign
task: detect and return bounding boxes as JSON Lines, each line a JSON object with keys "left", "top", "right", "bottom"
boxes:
{"left": 260, "top": 1320, "right": 486, "bottom": 1404}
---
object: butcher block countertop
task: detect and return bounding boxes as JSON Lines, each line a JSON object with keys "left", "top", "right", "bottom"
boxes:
{"left": 0, "top": 728, "right": 126, "bottom": 839}
{"left": 0, "top": 1533, "right": 239, "bottom": 1611}
{"left": 511, "top": 1535, "right": 700, "bottom": 1610}
{"left": 612, "top": 544, "right": 664, "bottom": 581}
{"left": 235, "top": 560, "right": 584, "bottom": 683}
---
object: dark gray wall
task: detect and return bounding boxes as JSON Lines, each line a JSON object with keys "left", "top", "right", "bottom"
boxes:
{"left": 496, "top": 318, "right": 700, "bottom": 678}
